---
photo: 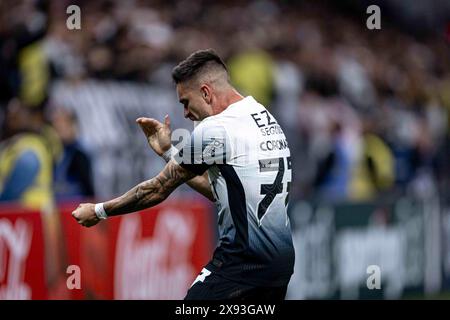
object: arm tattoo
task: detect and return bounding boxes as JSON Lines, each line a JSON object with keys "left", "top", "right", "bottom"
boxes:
{"left": 104, "top": 161, "right": 196, "bottom": 216}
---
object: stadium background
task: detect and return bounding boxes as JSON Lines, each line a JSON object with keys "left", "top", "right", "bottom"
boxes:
{"left": 0, "top": 0, "right": 450, "bottom": 299}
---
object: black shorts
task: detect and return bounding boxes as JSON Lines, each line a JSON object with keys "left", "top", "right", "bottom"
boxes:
{"left": 184, "top": 268, "right": 288, "bottom": 301}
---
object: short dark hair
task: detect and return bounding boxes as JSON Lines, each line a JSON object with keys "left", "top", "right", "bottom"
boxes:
{"left": 172, "top": 49, "right": 228, "bottom": 84}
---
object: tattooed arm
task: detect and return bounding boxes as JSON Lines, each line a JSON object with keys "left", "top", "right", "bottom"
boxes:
{"left": 71, "top": 160, "right": 196, "bottom": 227}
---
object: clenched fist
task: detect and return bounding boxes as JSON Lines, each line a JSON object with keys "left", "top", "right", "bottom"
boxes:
{"left": 72, "top": 203, "right": 100, "bottom": 227}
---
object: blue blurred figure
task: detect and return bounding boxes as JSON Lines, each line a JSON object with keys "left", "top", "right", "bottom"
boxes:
{"left": 50, "top": 106, "right": 94, "bottom": 201}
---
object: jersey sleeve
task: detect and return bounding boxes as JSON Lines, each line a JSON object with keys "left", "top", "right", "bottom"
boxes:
{"left": 174, "top": 120, "right": 231, "bottom": 175}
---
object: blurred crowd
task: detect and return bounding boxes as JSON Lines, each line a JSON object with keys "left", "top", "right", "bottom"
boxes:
{"left": 1, "top": 0, "right": 449, "bottom": 208}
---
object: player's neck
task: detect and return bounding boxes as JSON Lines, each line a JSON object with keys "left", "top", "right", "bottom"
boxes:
{"left": 220, "top": 89, "right": 244, "bottom": 111}
{"left": 210, "top": 88, "right": 244, "bottom": 116}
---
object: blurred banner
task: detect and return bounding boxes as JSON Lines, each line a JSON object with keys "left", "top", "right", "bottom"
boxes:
{"left": 2, "top": 195, "right": 450, "bottom": 300}
{"left": 0, "top": 207, "right": 46, "bottom": 299}
{"left": 286, "top": 196, "right": 449, "bottom": 299}
{"left": 0, "top": 199, "right": 214, "bottom": 300}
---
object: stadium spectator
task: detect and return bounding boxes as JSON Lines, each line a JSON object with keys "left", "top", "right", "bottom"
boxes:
{"left": 51, "top": 106, "right": 95, "bottom": 201}
{"left": 349, "top": 117, "right": 395, "bottom": 201}
{"left": 0, "top": 0, "right": 449, "bottom": 202}
{"left": 0, "top": 98, "right": 56, "bottom": 208}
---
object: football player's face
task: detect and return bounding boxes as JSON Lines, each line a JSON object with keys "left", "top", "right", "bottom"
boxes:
{"left": 176, "top": 82, "right": 211, "bottom": 122}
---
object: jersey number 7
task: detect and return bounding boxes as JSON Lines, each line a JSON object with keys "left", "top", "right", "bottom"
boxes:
{"left": 257, "top": 157, "right": 292, "bottom": 226}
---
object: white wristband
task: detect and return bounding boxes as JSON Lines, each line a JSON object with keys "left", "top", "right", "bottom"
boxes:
{"left": 162, "top": 145, "right": 179, "bottom": 163}
{"left": 95, "top": 203, "right": 108, "bottom": 220}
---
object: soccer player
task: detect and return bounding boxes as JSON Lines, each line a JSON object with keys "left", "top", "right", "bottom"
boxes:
{"left": 72, "top": 49, "right": 294, "bottom": 300}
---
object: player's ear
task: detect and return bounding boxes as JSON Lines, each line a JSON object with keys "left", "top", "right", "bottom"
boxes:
{"left": 200, "top": 85, "right": 212, "bottom": 104}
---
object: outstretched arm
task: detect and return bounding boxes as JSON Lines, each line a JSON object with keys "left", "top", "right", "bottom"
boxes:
{"left": 71, "top": 160, "right": 196, "bottom": 227}
{"left": 105, "top": 160, "right": 195, "bottom": 215}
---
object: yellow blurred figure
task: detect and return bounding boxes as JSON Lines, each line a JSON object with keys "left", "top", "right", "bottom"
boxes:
{"left": 228, "top": 50, "right": 275, "bottom": 108}
{"left": 350, "top": 133, "right": 395, "bottom": 201}
{"left": 19, "top": 41, "right": 50, "bottom": 108}
{"left": 0, "top": 133, "right": 54, "bottom": 209}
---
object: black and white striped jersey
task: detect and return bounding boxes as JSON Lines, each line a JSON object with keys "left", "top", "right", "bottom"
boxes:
{"left": 177, "top": 96, "right": 294, "bottom": 287}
